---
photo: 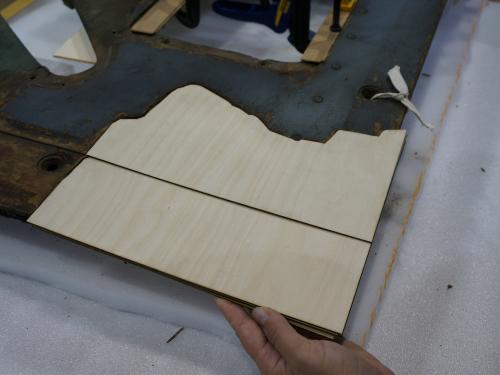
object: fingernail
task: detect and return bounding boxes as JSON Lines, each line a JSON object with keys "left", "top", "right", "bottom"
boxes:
{"left": 252, "top": 307, "right": 269, "bottom": 325}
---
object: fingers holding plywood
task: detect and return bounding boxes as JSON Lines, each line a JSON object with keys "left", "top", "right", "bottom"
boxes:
{"left": 131, "top": 0, "right": 186, "bottom": 35}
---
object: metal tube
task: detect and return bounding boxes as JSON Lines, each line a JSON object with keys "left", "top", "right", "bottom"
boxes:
{"left": 330, "top": 0, "right": 342, "bottom": 32}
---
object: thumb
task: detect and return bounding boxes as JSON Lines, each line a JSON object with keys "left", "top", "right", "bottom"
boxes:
{"left": 252, "top": 307, "right": 312, "bottom": 364}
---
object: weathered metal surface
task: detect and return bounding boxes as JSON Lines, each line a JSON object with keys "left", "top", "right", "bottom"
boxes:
{"left": 0, "top": 132, "right": 82, "bottom": 219}
{"left": 0, "top": 0, "right": 446, "bottom": 217}
{"left": 0, "top": 16, "right": 38, "bottom": 73}
{"left": 0, "top": 0, "right": 446, "bottom": 147}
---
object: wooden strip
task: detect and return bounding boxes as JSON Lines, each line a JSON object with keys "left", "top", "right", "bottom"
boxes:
{"left": 341, "top": 0, "right": 358, "bottom": 11}
{"left": 0, "top": 0, "right": 32, "bottom": 20}
{"left": 28, "top": 158, "right": 370, "bottom": 335}
{"left": 131, "top": 0, "right": 185, "bottom": 35}
{"left": 89, "top": 85, "right": 405, "bottom": 242}
{"left": 302, "top": 10, "right": 350, "bottom": 63}
{"left": 54, "top": 28, "right": 97, "bottom": 64}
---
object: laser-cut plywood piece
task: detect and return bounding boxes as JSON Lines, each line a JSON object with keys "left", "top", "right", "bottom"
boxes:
{"left": 29, "top": 85, "right": 405, "bottom": 337}
{"left": 89, "top": 85, "right": 406, "bottom": 242}
{"left": 54, "top": 28, "right": 97, "bottom": 64}
{"left": 131, "top": 0, "right": 185, "bottom": 35}
{"left": 28, "top": 158, "right": 370, "bottom": 336}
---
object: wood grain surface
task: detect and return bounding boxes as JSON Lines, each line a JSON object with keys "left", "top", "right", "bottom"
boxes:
{"left": 302, "top": 10, "right": 350, "bottom": 63}
{"left": 131, "top": 0, "right": 185, "bottom": 35}
{"left": 28, "top": 158, "right": 369, "bottom": 335}
{"left": 89, "top": 85, "right": 405, "bottom": 242}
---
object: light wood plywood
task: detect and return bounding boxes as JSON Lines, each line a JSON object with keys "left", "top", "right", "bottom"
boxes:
{"left": 28, "top": 158, "right": 370, "bottom": 335}
{"left": 89, "top": 85, "right": 405, "bottom": 242}
{"left": 302, "top": 10, "right": 350, "bottom": 63}
{"left": 131, "top": 0, "right": 185, "bottom": 35}
{"left": 54, "top": 28, "right": 97, "bottom": 64}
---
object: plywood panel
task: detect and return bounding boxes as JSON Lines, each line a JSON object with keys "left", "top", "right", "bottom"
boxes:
{"left": 303, "top": 10, "right": 350, "bottom": 63}
{"left": 131, "top": 0, "right": 185, "bottom": 35}
{"left": 89, "top": 85, "right": 405, "bottom": 242}
{"left": 54, "top": 28, "right": 97, "bottom": 64}
{"left": 28, "top": 158, "right": 370, "bottom": 335}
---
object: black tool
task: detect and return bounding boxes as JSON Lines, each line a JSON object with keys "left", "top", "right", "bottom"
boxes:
{"left": 177, "top": 0, "right": 200, "bottom": 28}
{"left": 330, "top": 0, "right": 342, "bottom": 32}
{"left": 288, "top": 0, "right": 312, "bottom": 52}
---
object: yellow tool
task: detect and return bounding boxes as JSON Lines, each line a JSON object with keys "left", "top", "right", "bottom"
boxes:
{"left": 0, "top": 0, "right": 33, "bottom": 20}
{"left": 274, "top": 0, "right": 290, "bottom": 28}
{"left": 341, "top": 0, "right": 357, "bottom": 11}
{"left": 274, "top": 0, "right": 355, "bottom": 31}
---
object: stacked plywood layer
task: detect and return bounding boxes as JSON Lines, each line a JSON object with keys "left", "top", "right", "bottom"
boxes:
{"left": 29, "top": 85, "right": 405, "bottom": 338}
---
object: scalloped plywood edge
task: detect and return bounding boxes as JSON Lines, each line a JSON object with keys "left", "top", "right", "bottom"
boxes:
{"left": 89, "top": 85, "right": 406, "bottom": 242}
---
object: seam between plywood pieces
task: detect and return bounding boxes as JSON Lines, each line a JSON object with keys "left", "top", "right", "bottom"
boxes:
{"left": 89, "top": 155, "right": 372, "bottom": 245}
{"left": 28, "top": 158, "right": 370, "bottom": 336}
{"left": 88, "top": 85, "right": 406, "bottom": 242}
{"left": 22, "top": 84, "right": 406, "bottom": 338}
{"left": 341, "top": 135, "right": 406, "bottom": 337}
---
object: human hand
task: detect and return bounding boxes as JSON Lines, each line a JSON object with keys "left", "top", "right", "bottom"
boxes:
{"left": 216, "top": 299, "right": 394, "bottom": 375}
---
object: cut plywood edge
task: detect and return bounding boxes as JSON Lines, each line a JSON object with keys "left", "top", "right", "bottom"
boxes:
{"left": 54, "top": 27, "right": 97, "bottom": 64}
{"left": 131, "top": 0, "right": 185, "bottom": 35}
{"left": 89, "top": 85, "right": 406, "bottom": 242}
{"left": 28, "top": 158, "right": 370, "bottom": 336}
{"left": 302, "top": 10, "right": 350, "bottom": 63}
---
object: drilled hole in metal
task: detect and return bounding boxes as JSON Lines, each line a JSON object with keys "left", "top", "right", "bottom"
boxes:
{"left": 359, "top": 86, "right": 383, "bottom": 100}
{"left": 39, "top": 155, "right": 63, "bottom": 172}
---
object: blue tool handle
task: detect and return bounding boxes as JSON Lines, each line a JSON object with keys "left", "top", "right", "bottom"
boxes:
{"left": 212, "top": 0, "right": 289, "bottom": 33}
